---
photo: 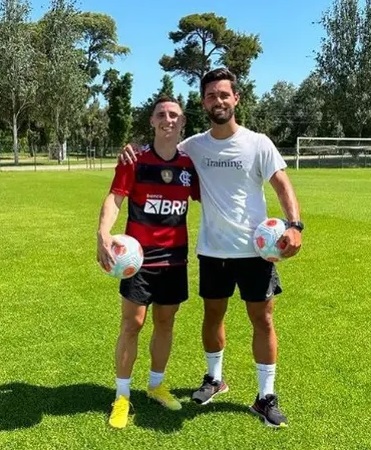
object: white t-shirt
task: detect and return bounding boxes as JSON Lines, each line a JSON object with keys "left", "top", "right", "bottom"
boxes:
{"left": 178, "top": 126, "right": 287, "bottom": 258}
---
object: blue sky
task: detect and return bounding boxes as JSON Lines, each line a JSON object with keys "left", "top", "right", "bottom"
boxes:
{"left": 30, "top": 0, "right": 333, "bottom": 106}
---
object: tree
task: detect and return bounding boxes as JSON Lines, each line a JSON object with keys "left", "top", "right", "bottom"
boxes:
{"left": 177, "top": 93, "right": 185, "bottom": 111}
{"left": 36, "top": 0, "right": 89, "bottom": 162}
{"left": 74, "top": 99, "right": 109, "bottom": 154}
{"left": 158, "top": 74, "right": 174, "bottom": 97}
{"left": 159, "top": 13, "right": 261, "bottom": 86}
{"left": 103, "top": 70, "right": 133, "bottom": 149}
{"left": 235, "top": 81, "right": 257, "bottom": 129}
{"left": 356, "top": 0, "right": 371, "bottom": 133}
{"left": 285, "top": 73, "right": 324, "bottom": 145}
{"left": 184, "top": 91, "right": 208, "bottom": 137}
{"left": 75, "top": 12, "right": 129, "bottom": 91}
{"left": 316, "top": 0, "right": 371, "bottom": 136}
{"left": 0, "top": 0, "right": 38, "bottom": 164}
{"left": 254, "top": 81, "right": 297, "bottom": 146}
{"left": 219, "top": 30, "right": 261, "bottom": 81}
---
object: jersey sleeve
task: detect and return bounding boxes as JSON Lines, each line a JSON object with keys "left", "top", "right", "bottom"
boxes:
{"left": 258, "top": 134, "right": 287, "bottom": 181}
{"left": 109, "top": 163, "right": 135, "bottom": 196}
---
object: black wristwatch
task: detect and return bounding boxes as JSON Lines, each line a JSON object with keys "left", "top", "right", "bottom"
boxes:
{"left": 289, "top": 221, "right": 304, "bottom": 232}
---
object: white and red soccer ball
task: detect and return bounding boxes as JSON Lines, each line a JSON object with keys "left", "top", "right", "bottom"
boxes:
{"left": 253, "top": 218, "right": 288, "bottom": 262}
{"left": 106, "top": 234, "right": 144, "bottom": 279}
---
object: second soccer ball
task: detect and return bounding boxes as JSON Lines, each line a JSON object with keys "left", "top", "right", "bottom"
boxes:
{"left": 253, "top": 218, "right": 287, "bottom": 262}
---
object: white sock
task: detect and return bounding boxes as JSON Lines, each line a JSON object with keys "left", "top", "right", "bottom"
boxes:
{"left": 149, "top": 370, "right": 164, "bottom": 388}
{"left": 115, "top": 377, "right": 131, "bottom": 399}
{"left": 256, "top": 363, "right": 276, "bottom": 399}
{"left": 206, "top": 350, "right": 224, "bottom": 381}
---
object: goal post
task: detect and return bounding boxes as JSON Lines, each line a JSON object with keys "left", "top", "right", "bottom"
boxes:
{"left": 295, "top": 136, "right": 371, "bottom": 169}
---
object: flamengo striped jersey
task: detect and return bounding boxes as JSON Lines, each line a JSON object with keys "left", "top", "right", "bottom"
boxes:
{"left": 110, "top": 145, "right": 200, "bottom": 267}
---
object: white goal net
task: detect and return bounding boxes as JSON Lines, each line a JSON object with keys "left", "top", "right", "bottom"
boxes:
{"left": 295, "top": 137, "right": 371, "bottom": 169}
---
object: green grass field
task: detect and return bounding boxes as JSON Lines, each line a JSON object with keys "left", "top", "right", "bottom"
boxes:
{"left": 1, "top": 169, "right": 370, "bottom": 450}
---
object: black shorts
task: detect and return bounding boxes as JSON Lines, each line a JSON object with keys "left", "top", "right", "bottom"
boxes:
{"left": 198, "top": 255, "right": 282, "bottom": 302}
{"left": 119, "top": 265, "right": 188, "bottom": 306}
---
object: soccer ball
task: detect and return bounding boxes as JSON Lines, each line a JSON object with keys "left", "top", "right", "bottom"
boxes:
{"left": 106, "top": 234, "right": 144, "bottom": 279}
{"left": 253, "top": 218, "right": 288, "bottom": 262}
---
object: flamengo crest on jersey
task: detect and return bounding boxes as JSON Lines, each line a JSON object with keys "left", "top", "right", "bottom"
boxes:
{"left": 179, "top": 169, "right": 191, "bottom": 186}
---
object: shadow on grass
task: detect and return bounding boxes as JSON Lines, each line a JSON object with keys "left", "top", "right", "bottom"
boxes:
{"left": 130, "top": 388, "right": 252, "bottom": 433}
{"left": 0, "top": 383, "right": 253, "bottom": 433}
{"left": 0, "top": 382, "right": 115, "bottom": 431}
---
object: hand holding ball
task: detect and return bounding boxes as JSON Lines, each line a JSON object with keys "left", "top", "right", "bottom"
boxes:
{"left": 105, "top": 234, "right": 143, "bottom": 279}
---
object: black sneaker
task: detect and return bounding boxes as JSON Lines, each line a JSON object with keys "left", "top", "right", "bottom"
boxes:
{"left": 191, "top": 374, "right": 229, "bottom": 405}
{"left": 249, "top": 394, "right": 288, "bottom": 428}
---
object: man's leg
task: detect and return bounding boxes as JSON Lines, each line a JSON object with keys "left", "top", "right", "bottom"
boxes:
{"left": 192, "top": 256, "right": 233, "bottom": 405}
{"left": 148, "top": 303, "right": 181, "bottom": 410}
{"left": 234, "top": 257, "right": 286, "bottom": 427}
{"left": 246, "top": 299, "right": 277, "bottom": 396}
{"left": 109, "top": 298, "right": 147, "bottom": 429}
{"left": 116, "top": 298, "right": 147, "bottom": 382}
{"left": 202, "top": 298, "right": 228, "bottom": 353}
{"left": 150, "top": 303, "right": 179, "bottom": 375}
{"left": 200, "top": 256, "right": 232, "bottom": 380}
{"left": 191, "top": 298, "right": 229, "bottom": 404}
{"left": 146, "top": 265, "right": 187, "bottom": 410}
{"left": 202, "top": 298, "right": 228, "bottom": 380}
{"left": 246, "top": 298, "right": 287, "bottom": 427}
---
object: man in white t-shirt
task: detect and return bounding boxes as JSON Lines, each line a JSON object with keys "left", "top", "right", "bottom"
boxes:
{"left": 120, "top": 68, "right": 302, "bottom": 428}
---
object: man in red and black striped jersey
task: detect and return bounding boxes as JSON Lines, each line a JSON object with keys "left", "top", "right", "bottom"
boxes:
{"left": 97, "top": 97, "right": 200, "bottom": 429}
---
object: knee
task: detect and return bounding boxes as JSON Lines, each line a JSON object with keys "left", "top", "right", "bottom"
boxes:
{"left": 250, "top": 310, "right": 274, "bottom": 333}
{"left": 204, "top": 305, "right": 225, "bottom": 325}
{"left": 122, "top": 316, "right": 145, "bottom": 337}
{"left": 153, "top": 314, "right": 177, "bottom": 333}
